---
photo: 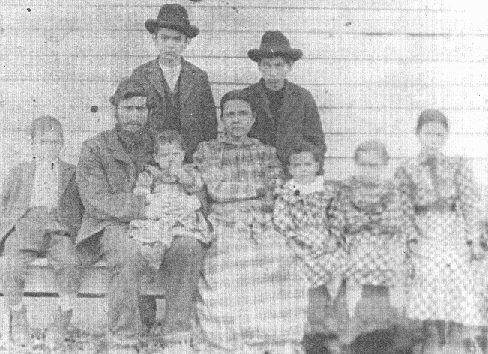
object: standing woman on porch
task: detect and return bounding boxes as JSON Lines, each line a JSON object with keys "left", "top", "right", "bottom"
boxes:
{"left": 394, "top": 109, "right": 485, "bottom": 353}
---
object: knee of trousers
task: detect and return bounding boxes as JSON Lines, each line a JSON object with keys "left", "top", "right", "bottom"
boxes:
{"left": 105, "top": 238, "right": 146, "bottom": 271}
{"left": 167, "top": 236, "right": 205, "bottom": 266}
{"left": 1, "top": 253, "right": 33, "bottom": 283}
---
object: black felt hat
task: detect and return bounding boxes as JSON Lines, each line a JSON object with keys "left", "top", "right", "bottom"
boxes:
{"left": 145, "top": 4, "right": 199, "bottom": 38}
{"left": 248, "top": 31, "right": 303, "bottom": 63}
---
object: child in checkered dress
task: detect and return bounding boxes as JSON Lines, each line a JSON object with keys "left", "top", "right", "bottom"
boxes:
{"left": 394, "top": 110, "right": 485, "bottom": 352}
{"left": 329, "top": 141, "right": 406, "bottom": 342}
{"left": 129, "top": 130, "right": 211, "bottom": 269}
{"left": 273, "top": 142, "right": 346, "bottom": 343}
{"left": 194, "top": 90, "right": 308, "bottom": 354}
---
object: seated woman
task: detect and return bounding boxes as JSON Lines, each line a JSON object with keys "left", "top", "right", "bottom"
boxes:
{"left": 329, "top": 141, "right": 406, "bottom": 343}
{"left": 193, "top": 90, "right": 308, "bottom": 354}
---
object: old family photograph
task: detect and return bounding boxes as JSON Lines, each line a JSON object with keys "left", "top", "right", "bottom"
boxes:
{"left": 1, "top": 1, "right": 488, "bottom": 353}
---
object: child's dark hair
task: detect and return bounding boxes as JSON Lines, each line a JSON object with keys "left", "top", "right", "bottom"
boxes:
{"left": 287, "top": 140, "right": 322, "bottom": 166}
{"left": 154, "top": 130, "right": 186, "bottom": 153}
{"left": 30, "top": 115, "right": 64, "bottom": 141}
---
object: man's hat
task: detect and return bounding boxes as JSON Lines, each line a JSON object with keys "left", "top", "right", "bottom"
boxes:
{"left": 110, "top": 77, "right": 148, "bottom": 107}
{"left": 145, "top": 4, "right": 199, "bottom": 38}
{"left": 248, "top": 31, "right": 303, "bottom": 63}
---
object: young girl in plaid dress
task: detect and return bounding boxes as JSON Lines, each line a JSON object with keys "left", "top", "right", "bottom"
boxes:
{"left": 394, "top": 109, "right": 484, "bottom": 353}
{"left": 329, "top": 141, "right": 406, "bottom": 343}
{"left": 273, "top": 142, "right": 346, "bottom": 348}
{"left": 194, "top": 90, "right": 308, "bottom": 354}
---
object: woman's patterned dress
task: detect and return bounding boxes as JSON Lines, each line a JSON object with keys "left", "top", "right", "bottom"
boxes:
{"left": 193, "top": 136, "right": 308, "bottom": 354}
{"left": 273, "top": 176, "right": 346, "bottom": 288}
{"left": 394, "top": 154, "right": 484, "bottom": 325}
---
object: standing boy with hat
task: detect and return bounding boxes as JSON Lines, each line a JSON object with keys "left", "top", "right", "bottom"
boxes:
{"left": 130, "top": 3, "right": 218, "bottom": 162}
{"left": 243, "top": 31, "right": 326, "bottom": 171}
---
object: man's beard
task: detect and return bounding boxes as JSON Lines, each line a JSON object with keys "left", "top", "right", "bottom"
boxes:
{"left": 115, "top": 122, "right": 152, "bottom": 152}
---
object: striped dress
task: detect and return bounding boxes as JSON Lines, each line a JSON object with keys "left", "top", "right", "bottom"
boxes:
{"left": 193, "top": 136, "right": 308, "bottom": 354}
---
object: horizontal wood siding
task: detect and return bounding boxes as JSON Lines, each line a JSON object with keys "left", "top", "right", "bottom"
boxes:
{"left": 1, "top": 0, "right": 487, "bottom": 192}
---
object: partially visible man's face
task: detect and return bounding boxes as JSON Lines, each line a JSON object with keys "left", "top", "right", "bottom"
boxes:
{"left": 153, "top": 28, "right": 190, "bottom": 66}
{"left": 258, "top": 57, "right": 292, "bottom": 91}
{"left": 116, "top": 96, "right": 148, "bottom": 132}
{"left": 221, "top": 99, "right": 255, "bottom": 139}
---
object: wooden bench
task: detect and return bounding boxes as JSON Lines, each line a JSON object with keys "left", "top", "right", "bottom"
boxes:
{"left": 0, "top": 257, "right": 166, "bottom": 297}
{"left": 0, "top": 257, "right": 167, "bottom": 336}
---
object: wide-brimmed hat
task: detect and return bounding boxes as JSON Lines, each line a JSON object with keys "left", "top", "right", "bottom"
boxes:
{"left": 145, "top": 4, "right": 199, "bottom": 38}
{"left": 248, "top": 31, "right": 303, "bottom": 63}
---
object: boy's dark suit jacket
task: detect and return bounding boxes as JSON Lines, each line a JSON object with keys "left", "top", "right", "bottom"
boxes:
{"left": 130, "top": 58, "right": 218, "bottom": 161}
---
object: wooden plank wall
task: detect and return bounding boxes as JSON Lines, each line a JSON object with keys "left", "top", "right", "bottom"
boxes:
{"left": 1, "top": 0, "right": 488, "bottom": 191}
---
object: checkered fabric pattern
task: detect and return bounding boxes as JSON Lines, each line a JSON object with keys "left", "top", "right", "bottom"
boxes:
{"left": 474, "top": 257, "right": 488, "bottom": 326}
{"left": 193, "top": 136, "right": 282, "bottom": 202}
{"left": 405, "top": 213, "right": 484, "bottom": 325}
{"left": 394, "top": 155, "right": 485, "bottom": 326}
{"left": 197, "top": 202, "right": 307, "bottom": 353}
{"left": 329, "top": 177, "right": 407, "bottom": 287}
{"left": 273, "top": 179, "right": 346, "bottom": 287}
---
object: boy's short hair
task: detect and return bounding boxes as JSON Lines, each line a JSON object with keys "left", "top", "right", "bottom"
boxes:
{"left": 30, "top": 115, "right": 64, "bottom": 141}
{"left": 287, "top": 139, "right": 323, "bottom": 166}
{"left": 354, "top": 140, "right": 390, "bottom": 165}
{"left": 219, "top": 89, "right": 255, "bottom": 118}
{"left": 154, "top": 130, "right": 186, "bottom": 153}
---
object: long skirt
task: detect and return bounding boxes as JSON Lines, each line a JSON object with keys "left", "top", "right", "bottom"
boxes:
{"left": 407, "top": 211, "right": 484, "bottom": 326}
{"left": 197, "top": 211, "right": 308, "bottom": 353}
